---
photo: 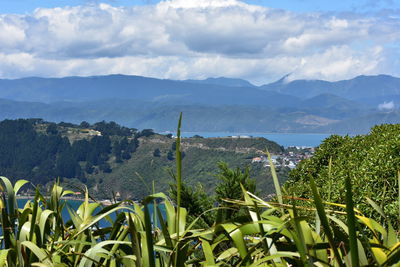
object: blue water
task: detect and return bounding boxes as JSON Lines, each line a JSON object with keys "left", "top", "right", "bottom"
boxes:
{"left": 17, "top": 198, "right": 101, "bottom": 223}
{"left": 15, "top": 199, "right": 164, "bottom": 228}
{"left": 180, "top": 132, "right": 331, "bottom": 147}
{"left": 0, "top": 199, "right": 164, "bottom": 247}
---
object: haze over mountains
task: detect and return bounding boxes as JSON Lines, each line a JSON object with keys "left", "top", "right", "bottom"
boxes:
{"left": 0, "top": 74, "right": 399, "bottom": 134}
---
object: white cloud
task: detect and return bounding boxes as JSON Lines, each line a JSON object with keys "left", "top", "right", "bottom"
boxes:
{"left": 161, "top": 0, "right": 247, "bottom": 9}
{"left": 0, "top": 16, "right": 26, "bottom": 50}
{"left": 378, "top": 101, "right": 395, "bottom": 110}
{"left": 284, "top": 45, "right": 384, "bottom": 81}
{"left": 0, "top": 0, "right": 399, "bottom": 83}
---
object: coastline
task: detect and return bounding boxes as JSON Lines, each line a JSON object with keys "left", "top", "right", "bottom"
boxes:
{"left": 16, "top": 195, "right": 116, "bottom": 206}
{"left": 176, "top": 132, "right": 331, "bottom": 147}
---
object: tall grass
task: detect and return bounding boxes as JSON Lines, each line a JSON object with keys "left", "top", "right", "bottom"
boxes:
{"left": 0, "top": 118, "right": 399, "bottom": 266}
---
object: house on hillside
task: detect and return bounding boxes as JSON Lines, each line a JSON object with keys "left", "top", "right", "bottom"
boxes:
{"left": 264, "top": 156, "right": 280, "bottom": 167}
{"left": 252, "top": 157, "right": 263, "bottom": 163}
{"left": 287, "top": 161, "right": 296, "bottom": 169}
{"left": 80, "top": 129, "right": 102, "bottom": 136}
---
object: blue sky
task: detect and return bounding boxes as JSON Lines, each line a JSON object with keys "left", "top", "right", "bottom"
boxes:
{"left": 0, "top": 0, "right": 399, "bottom": 83}
{"left": 1, "top": 0, "right": 400, "bottom": 14}
{"left": 3, "top": 0, "right": 399, "bottom": 13}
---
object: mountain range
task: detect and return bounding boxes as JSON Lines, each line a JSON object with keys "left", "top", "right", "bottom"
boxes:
{"left": 0, "top": 74, "right": 399, "bottom": 134}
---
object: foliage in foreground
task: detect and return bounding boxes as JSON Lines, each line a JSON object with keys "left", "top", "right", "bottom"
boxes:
{"left": 0, "top": 173, "right": 399, "bottom": 266}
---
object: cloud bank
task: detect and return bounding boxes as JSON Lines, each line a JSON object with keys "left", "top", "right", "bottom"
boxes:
{"left": 378, "top": 101, "right": 395, "bottom": 110}
{"left": 0, "top": 0, "right": 399, "bottom": 84}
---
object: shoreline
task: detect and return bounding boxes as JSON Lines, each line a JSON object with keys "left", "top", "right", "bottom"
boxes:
{"left": 16, "top": 195, "right": 117, "bottom": 206}
{"left": 163, "top": 131, "right": 340, "bottom": 136}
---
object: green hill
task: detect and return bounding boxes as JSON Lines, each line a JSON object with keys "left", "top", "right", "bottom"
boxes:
{"left": 88, "top": 134, "right": 286, "bottom": 199}
{"left": 284, "top": 123, "right": 400, "bottom": 225}
{"left": 0, "top": 118, "right": 287, "bottom": 199}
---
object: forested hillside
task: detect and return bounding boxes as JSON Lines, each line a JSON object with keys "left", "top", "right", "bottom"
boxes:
{"left": 90, "top": 133, "right": 286, "bottom": 199}
{"left": 0, "top": 119, "right": 138, "bottom": 185}
{"left": 0, "top": 119, "right": 286, "bottom": 199}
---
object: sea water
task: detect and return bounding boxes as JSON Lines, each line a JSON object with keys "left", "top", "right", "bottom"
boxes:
{"left": 180, "top": 132, "right": 331, "bottom": 147}
{"left": 15, "top": 199, "right": 164, "bottom": 228}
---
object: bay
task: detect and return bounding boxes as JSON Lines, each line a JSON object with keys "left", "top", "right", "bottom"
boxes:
{"left": 180, "top": 132, "right": 331, "bottom": 147}
{"left": 17, "top": 198, "right": 92, "bottom": 222}
{"left": 16, "top": 199, "right": 164, "bottom": 228}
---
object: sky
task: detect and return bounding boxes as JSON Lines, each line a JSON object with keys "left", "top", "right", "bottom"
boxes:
{"left": 0, "top": 0, "right": 399, "bottom": 84}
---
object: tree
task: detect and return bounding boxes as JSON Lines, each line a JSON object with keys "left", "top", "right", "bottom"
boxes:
{"left": 33, "top": 158, "right": 56, "bottom": 184}
{"left": 58, "top": 122, "right": 75, "bottom": 127}
{"left": 80, "top": 121, "right": 91, "bottom": 128}
{"left": 99, "top": 162, "right": 112, "bottom": 173}
{"left": 139, "top": 129, "right": 154, "bottom": 137}
{"left": 46, "top": 123, "right": 58, "bottom": 135}
{"left": 90, "top": 136, "right": 111, "bottom": 154}
{"left": 56, "top": 150, "right": 80, "bottom": 178}
{"left": 215, "top": 162, "right": 255, "bottom": 201}
{"left": 167, "top": 150, "right": 174, "bottom": 161}
{"left": 71, "top": 139, "right": 90, "bottom": 161}
{"left": 214, "top": 162, "right": 256, "bottom": 222}
{"left": 121, "top": 151, "right": 131, "bottom": 160}
{"left": 27, "top": 118, "right": 44, "bottom": 125}
{"left": 87, "top": 150, "right": 100, "bottom": 166}
{"left": 153, "top": 148, "right": 161, "bottom": 157}
{"left": 119, "top": 137, "right": 129, "bottom": 151}
{"left": 171, "top": 141, "right": 176, "bottom": 151}
{"left": 127, "top": 138, "right": 139, "bottom": 153}
{"left": 85, "top": 161, "right": 94, "bottom": 174}
{"left": 112, "top": 141, "right": 122, "bottom": 163}
{"left": 94, "top": 121, "right": 132, "bottom": 136}
{"left": 169, "top": 182, "right": 214, "bottom": 227}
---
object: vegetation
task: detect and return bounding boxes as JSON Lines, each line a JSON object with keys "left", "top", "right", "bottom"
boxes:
{"left": 0, "top": 119, "right": 85, "bottom": 184}
{"left": 96, "top": 135, "right": 287, "bottom": 200}
{"left": 0, "top": 118, "right": 287, "bottom": 200}
{"left": 0, "top": 119, "right": 399, "bottom": 266}
{"left": 0, "top": 119, "right": 141, "bottom": 186}
{"left": 183, "top": 137, "right": 283, "bottom": 152}
{"left": 168, "top": 162, "right": 257, "bottom": 228}
{"left": 284, "top": 124, "right": 400, "bottom": 226}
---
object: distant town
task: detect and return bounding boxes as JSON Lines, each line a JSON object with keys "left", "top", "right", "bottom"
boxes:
{"left": 252, "top": 146, "right": 315, "bottom": 169}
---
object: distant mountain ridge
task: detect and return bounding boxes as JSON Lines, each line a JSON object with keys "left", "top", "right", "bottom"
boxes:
{"left": 261, "top": 74, "right": 400, "bottom": 101}
{"left": 184, "top": 77, "right": 255, "bottom": 87}
{"left": 0, "top": 74, "right": 399, "bottom": 134}
{"left": 0, "top": 74, "right": 298, "bottom": 107}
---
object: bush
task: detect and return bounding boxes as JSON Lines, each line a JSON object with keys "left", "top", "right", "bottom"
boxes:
{"left": 284, "top": 124, "right": 400, "bottom": 226}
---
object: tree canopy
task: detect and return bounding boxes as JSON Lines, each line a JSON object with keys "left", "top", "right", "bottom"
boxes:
{"left": 284, "top": 124, "right": 400, "bottom": 225}
{"left": 0, "top": 119, "right": 137, "bottom": 186}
